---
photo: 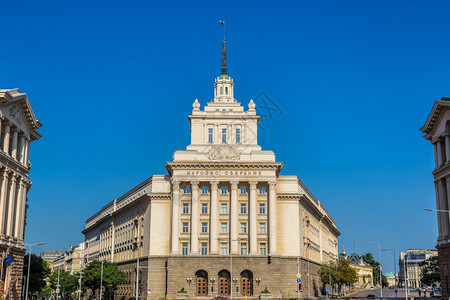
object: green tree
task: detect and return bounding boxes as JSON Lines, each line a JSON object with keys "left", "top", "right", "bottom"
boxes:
{"left": 319, "top": 261, "right": 339, "bottom": 294}
{"left": 83, "top": 260, "right": 126, "bottom": 298}
{"left": 48, "top": 269, "right": 78, "bottom": 297}
{"left": 22, "top": 254, "right": 51, "bottom": 298}
{"left": 319, "top": 259, "right": 357, "bottom": 296}
{"left": 419, "top": 256, "right": 440, "bottom": 286}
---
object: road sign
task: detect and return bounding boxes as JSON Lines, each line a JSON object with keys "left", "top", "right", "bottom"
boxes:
{"left": 300, "top": 289, "right": 303, "bottom": 293}
{"left": 297, "top": 278, "right": 301, "bottom": 283}
{"left": 325, "top": 287, "right": 329, "bottom": 292}
{"left": 297, "top": 273, "right": 301, "bottom": 278}
{"left": 395, "top": 289, "right": 398, "bottom": 294}
{"left": 148, "top": 288, "right": 151, "bottom": 294}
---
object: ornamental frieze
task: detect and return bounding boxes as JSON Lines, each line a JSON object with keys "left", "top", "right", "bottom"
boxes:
{"left": 208, "top": 144, "right": 240, "bottom": 160}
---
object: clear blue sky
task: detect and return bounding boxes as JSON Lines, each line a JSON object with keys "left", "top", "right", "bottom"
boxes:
{"left": 2, "top": 0, "right": 448, "bottom": 273}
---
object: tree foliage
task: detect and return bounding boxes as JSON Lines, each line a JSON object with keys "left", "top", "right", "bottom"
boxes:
{"left": 48, "top": 269, "right": 78, "bottom": 297}
{"left": 319, "top": 259, "right": 357, "bottom": 295}
{"left": 361, "top": 253, "right": 384, "bottom": 286}
{"left": 419, "top": 256, "right": 440, "bottom": 286}
{"left": 22, "top": 253, "right": 51, "bottom": 297}
{"left": 82, "top": 260, "right": 126, "bottom": 298}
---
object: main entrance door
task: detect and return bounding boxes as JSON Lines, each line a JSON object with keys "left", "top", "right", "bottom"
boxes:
{"left": 197, "top": 276, "right": 207, "bottom": 295}
{"left": 241, "top": 277, "right": 251, "bottom": 295}
{"left": 218, "top": 270, "right": 230, "bottom": 296}
{"left": 241, "top": 270, "right": 253, "bottom": 296}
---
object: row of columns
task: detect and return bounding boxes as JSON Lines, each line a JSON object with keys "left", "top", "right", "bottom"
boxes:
{"left": 435, "top": 176, "right": 450, "bottom": 240}
{"left": 0, "top": 119, "right": 31, "bottom": 167}
{"left": 170, "top": 180, "right": 277, "bottom": 255}
{"left": 0, "top": 168, "right": 29, "bottom": 240}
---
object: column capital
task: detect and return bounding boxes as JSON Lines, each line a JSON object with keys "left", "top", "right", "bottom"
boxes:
{"left": 3, "top": 120, "right": 11, "bottom": 127}
{"left": 190, "top": 181, "right": 199, "bottom": 189}
{"left": 19, "top": 132, "right": 26, "bottom": 138}
{"left": 268, "top": 181, "right": 277, "bottom": 189}
{"left": 210, "top": 181, "right": 219, "bottom": 189}
{"left": 10, "top": 127, "right": 19, "bottom": 133}
{"left": 230, "top": 180, "right": 239, "bottom": 189}
{"left": 171, "top": 179, "right": 180, "bottom": 190}
{"left": 1, "top": 168, "right": 11, "bottom": 178}
{"left": 249, "top": 181, "right": 258, "bottom": 189}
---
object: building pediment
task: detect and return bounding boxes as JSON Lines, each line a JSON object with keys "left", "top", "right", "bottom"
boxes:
{"left": 0, "top": 89, "right": 42, "bottom": 140}
{"left": 420, "top": 99, "right": 450, "bottom": 140}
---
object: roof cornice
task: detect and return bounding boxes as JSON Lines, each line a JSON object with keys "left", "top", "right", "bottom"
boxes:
{"left": 420, "top": 100, "right": 450, "bottom": 140}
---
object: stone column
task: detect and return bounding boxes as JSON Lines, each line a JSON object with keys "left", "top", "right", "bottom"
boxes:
{"left": 434, "top": 143, "right": 438, "bottom": 168}
{"left": 6, "top": 175, "right": 17, "bottom": 237}
{"left": 445, "top": 135, "right": 450, "bottom": 164}
{"left": 438, "top": 180, "right": 447, "bottom": 239}
{"left": 2, "top": 122, "right": 10, "bottom": 154}
{"left": 19, "top": 134, "right": 25, "bottom": 164}
{"left": 437, "top": 140, "right": 444, "bottom": 167}
{"left": 14, "top": 178, "right": 25, "bottom": 239}
{"left": 444, "top": 176, "right": 450, "bottom": 237}
{"left": 249, "top": 181, "right": 258, "bottom": 254}
{"left": 170, "top": 180, "right": 180, "bottom": 254}
{"left": 190, "top": 181, "right": 199, "bottom": 254}
{"left": 18, "top": 180, "right": 29, "bottom": 240}
{"left": 11, "top": 128, "right": 18, "bottom": 160}
{"left": 268, "top": 181, "right": 278, "bottom": 254}
{"left": 0, "top": 169, "right": 10, "bottom": 235}
{"left": 210, "top": 181, "right": 219, "bottom": 254}
{"left": 230, "top": 181, "right": 239, "bottom": 254}
{"left": 24, "top": 138, "right": 30, "bottom": 167}
{"left": 111, "top": 221, "right": 115, "bottom": 262}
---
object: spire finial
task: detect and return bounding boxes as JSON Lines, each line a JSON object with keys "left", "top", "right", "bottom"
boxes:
{"left": 221, "top": 40, "right": 227, "bottom": 75}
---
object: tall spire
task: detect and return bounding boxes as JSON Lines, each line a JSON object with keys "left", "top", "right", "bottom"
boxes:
{"left": 221, "top": 41, "right": 227, "bottom": 75}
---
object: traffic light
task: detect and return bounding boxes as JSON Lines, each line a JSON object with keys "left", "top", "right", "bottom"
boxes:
{"left": 267, "top": 255, "right": 271, "bottom": 264}
{"left": 298, "top": 283, "right": 302, "bottom": 291}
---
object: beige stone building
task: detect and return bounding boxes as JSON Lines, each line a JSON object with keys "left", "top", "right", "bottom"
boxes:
{"left": 347, "top": 253, "right": 373, "bottom": 288}
{"left": 398, "top": 249, "right": 437, "bottom": 289}
{"left": 52, "top": 243, "right": 85, "bottom": 275}
{"left": 421, "top": 98, "right": 450, "bottom": 297}
{"left": 0, "top": 89, "right": 42, "bottom": 299}
{"left": 83, "top": 42, "right": 340, "bottom": 299}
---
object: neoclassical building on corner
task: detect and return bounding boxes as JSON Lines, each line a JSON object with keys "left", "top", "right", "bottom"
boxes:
{"left": 421, "top": 98, "right": 450, "bottom": 298}
{"left": 83, "top": 42, "right": 340, "bottom": 299}
{"left": 0, "top": 89, "right": 42, "bottom": 300}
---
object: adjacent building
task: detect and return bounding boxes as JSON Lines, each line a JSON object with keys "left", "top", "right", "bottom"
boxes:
{"left": 40, "top": 250, "right": 66, "bottom": 271}
{"left": 51, "top": 243, "right": 85, "bottom": 275}
{"left": 83, "top": 42, "right": 340, "bottom": 299}
{"left": 398, "top": 249, "right": 438, "bottom": 289}
{"left": 346, "top": 253, "right": 374, "bottom": 288}
{"left": 0, "top": 89, "right": 42, "bottom": 299}
{"left": 421, "top": 98, "right": 450, "bottom": 297}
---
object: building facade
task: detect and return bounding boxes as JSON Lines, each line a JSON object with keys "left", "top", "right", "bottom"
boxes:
{"left": 40, "top": 250, "right": 66, "bottom": 271}
{"left": 52, "top": 243, "right": 85, "bottom": 275}
{"left": 421, "top": 98, "right": 450, "bottom": 297}
{"left": 0, "top": 89, "right": 42, "bottom": 299}
{"left": 347, "top": 253, "right": 374, "bottom": 288}
{"left": 83, "top": 42, "right": 340, "bottom": 299}
{"left": 398, "top": 249, "right": 438, "bottom": 289}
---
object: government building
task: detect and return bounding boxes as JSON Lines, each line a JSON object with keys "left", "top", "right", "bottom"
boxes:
{"left": 83, "top": 42, "right": 340, "bottom": 299}
{"left": 421, "top": 99, "right": 450, "bottom": 297}
{"left": 0, "top": 89, "right": 42, "bottom": 299}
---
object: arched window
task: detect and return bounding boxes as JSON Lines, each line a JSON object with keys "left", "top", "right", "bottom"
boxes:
{"left": 220, "top": 87, "right": 223, "bottom": 95}
{"left": 196, "top": 270, "right": 208, "bottom": 296}
{"left": 241, "top": 270, "right": 253, "bottom": 296}
{"left": 218, "top": 270, "right": 230, "bottom": 296}
{"left": 225, "top": 87, "right": 228, "bottom": 95}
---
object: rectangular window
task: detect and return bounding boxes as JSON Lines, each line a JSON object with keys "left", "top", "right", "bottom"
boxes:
{"left": 259, "top": 222, "right": 266, "bottom": 233}
{"left": 259, "top": 243, "right": 266, "bottom": 255}
{"left": 240, "top": 243, "right": 247, "bottom": 255}
{"left": 240, "top": 187, "right": 246, "bottom": 194}
{"left": 221, "top": 223, "right": 228, "bottom": 233}
{"left": 220, "top": 243, "right": 228, "bottom": 255}
{"left": 202, "top": 222, "right": 208, "bottom": 233}
{"left": 221, "top": 187, "right": 227, "bottom": 195}
{"left": 240, "top": 222, "right": 247, "bottom": 233}
{"left": 221, "top": 203, "right": 228, "bottom": 214}
{"left": 202, "top": 187, "right": 208, "bottom": 194}
{"left": 236, "top": 128, "right": 241, "bottom": 143}
{"left": 201, "top": 203, "right": 208, "bottom": 214}
{"left": 222, "top": 128, "right": 227, "bottom": 143}
{"left": 208, "top": 128, "right": 213, "bottom": 143}
{"left": 240, "top": 203, "right": 247, "bottom": 214}
{"left": 183, "top": 187, "right": 190, "bottom": 194}
{"left": 259, "top": 203, "right": 266, "bottom": 214}
{"left": 259, "top": 187, "right": 265, "bottom": 194}
{"left": 201, "top": 243, "right": 208, "bottom": 255}
{"left": 182, "top": 242, "right": 189, "bottom": 255}
{"left": 182, "top": 203, "right": 189, "bottom": 214}
{"left": 182, "top": 222, "right": 189, "bottom": 233}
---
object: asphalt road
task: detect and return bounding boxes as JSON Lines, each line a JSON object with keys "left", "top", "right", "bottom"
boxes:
{"left": 349, "top": 288, "right": 440, "bottom": 299}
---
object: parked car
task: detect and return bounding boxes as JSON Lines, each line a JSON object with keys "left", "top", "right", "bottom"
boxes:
{"left": 367, "top": 294, "right": 376, "bottom": 299}
{"left": 370, "top": 287, "right": 374, "bottom": 290}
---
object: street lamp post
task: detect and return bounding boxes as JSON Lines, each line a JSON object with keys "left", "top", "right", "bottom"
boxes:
{"left": 24, "top": 242, "right": 45, "bottom": 300}
{"left": 364, "top": 241, "right": 383, "bottom": 298}
{"left": 381, "top": 249, "right": 397, "bottom": 288}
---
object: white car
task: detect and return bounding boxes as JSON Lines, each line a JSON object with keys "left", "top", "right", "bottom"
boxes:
{"left": 370, "top": 287, "right": 374, "bottom": 290}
